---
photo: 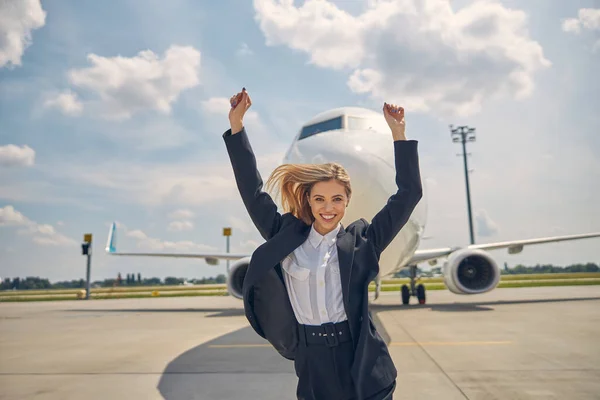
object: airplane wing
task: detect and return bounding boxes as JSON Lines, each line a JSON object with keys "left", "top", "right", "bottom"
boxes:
{"left": 408, "top": 232, "right": 600, "bottom": 265}
{"left": 104, "top": 222, "right": 251, "bottom": 265}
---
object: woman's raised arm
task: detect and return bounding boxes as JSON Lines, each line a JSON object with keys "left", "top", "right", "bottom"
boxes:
{"left": 223, "top": 89, "right": 283, "bottom": 240}
{"left": 365, "top": 104, "right": 423, "bottom": 255}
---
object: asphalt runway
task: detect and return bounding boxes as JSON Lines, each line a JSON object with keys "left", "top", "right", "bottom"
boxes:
{"left": 1, "top": 286, "right": 599, "bottom": 399}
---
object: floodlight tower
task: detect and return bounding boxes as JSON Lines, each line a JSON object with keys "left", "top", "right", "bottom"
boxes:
{"left": 450, "top": 125, "right": 476, "bottom": 245}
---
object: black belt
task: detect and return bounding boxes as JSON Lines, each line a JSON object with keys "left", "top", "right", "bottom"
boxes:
{"left": 299, "top": 321, "right": 351, "bottom": 347}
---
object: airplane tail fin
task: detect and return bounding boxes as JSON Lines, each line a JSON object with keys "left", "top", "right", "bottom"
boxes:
{"left": 105, "top": 222, "right": 117, "bottom": 253}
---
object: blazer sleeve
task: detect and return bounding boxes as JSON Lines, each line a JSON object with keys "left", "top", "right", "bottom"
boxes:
{"left": 365, "top": 139, "right": 423, "bottom": 256}
{"left": 223, "top": 127, "right": 283, "bottom": 241}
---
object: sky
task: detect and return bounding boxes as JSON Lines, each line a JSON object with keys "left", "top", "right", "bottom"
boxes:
{"left": 1, "top": 0, "right": 599, "bottom": 283}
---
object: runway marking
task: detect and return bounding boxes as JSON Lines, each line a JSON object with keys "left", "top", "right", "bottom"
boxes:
{"left": 208, "top": 341, "right": 513, "bottom": 349}
{"left": 209, "top": 344, "right": 272, "bottom": 348}
{"left": 389, "top": 340, "right": 513, "bottom": 346}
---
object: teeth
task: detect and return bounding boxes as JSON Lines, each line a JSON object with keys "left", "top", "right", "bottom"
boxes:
{"left": 321, "top": 215, "right": 335, "bottom": 220}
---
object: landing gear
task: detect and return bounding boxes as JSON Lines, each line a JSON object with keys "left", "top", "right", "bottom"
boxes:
{"left": 400, "top": 265, "right": 426, "bottom": 305}
{"left": 401, "top": 285, "right": 410, "bottom": 305}
{"left": 416, "top": 283, "right": 426, "bottom": 305}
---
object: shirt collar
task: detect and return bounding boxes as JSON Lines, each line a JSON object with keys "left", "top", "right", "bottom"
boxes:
{"left": 308, "top": 223, "right": 341, "bottom": 248}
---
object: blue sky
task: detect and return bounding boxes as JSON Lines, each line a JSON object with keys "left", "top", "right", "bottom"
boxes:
{"left": 1, "top": 0, "right": 599, "bottom": 282}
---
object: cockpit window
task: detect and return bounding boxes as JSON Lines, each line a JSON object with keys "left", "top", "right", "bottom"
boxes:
{"left": 298, "top": 116, "right": 343, "bottom": 140}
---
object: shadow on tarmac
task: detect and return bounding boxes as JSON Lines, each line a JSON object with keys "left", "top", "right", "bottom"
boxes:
{"left": 370, "top": 295, "right": 600, "bottom": 313}
{"left": 64, "top": 308, "right": 246, "bottom": 318}
{"left": 156, "top": 326, "right": 297, "bottom": 400}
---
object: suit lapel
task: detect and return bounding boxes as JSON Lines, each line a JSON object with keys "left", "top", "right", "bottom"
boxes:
{"left": 245, "top": 220, "right": 310, "bottom": 288}
{"left": 336, "top": 225, "right": 355, "bottom": 313}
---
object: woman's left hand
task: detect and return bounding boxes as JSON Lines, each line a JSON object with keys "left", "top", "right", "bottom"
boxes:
{"left": 383, "top": 102, "right": 406, "bottom": 141}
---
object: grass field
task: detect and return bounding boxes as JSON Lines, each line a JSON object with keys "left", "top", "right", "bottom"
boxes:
{"left": 1, "top": 273, "right": 599, "bottom": 302}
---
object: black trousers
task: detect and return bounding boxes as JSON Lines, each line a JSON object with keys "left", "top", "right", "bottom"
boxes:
{"left": 295, "top": 321, "right": 395, "bottom": 400}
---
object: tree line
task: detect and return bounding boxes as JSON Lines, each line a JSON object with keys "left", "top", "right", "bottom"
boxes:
{"left": 0, "top": 273, "right": 227, "bottom": 291}
{"left": 500, "top": 262, "right": 599, "bottom": 275}
{"left": 3, "top": 263, "right": 599, "bottom": 290}
{"left": 393, "top": 262, "right": 599, "bottom": 278}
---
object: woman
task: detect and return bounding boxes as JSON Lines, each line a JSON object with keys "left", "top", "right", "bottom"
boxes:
{"left": 223, "top": 88, "right": 422, "bottom": 400}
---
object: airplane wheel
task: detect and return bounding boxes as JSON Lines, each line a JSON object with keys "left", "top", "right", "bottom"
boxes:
{"left": 417, "top": 284, "right": 426, "bottom": 305}
{"left": 401, "top": 285, "right": 410, "bottom": 305}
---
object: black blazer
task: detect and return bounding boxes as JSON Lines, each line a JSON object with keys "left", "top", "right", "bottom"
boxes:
{"left": 223, "top": 127, "right": 422, "bottom": 399}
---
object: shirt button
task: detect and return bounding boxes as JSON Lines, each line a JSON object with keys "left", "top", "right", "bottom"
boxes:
{"left": 319, "top": 281, "right": 324, "bottom": 286}
{"left": 322, "top": 310, "right": 326, "bottom": 315}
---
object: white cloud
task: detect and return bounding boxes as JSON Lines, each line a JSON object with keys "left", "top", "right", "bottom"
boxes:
{"left": 168, "top": 220, "right": 194, "bottom": 232}
{"left": 125, "top": 228, "right": 216, "bottom": 252}
{"left": 237, "top": 42, "right": 254, "bottom": 56}
{"left": 168, "top": 209, "right": 195, "bottom": 220}
{"left": 562, "top": 8, "right": 600, "bottom": 52}
{"left": 0, "top": 0, "right": 46, "bottom": 68}
{"left": 0, "top": 205, "right": 29, "bottom": 226}
{"left": 253, "top": 0, "right": 551, "bottom": 116}
{"left": 49, "top": 45, "right": 201, "bottom": 120}
{"left": 562, "top": 18, "right": 582, "bottom": 34}
{"left": 562, "top": 8, "right": 600, "bottom": 34}
{"left": 254, "top": 0, "right": 364, "bottom": 69}
{"left": 0, "top": 144, "right": 35, "bottom": 167}
{"left": 0, "top": 205, "right": 76, "bottom": 246}
{"left": 43, "top": 90, "right": 83, "bottom": 116}
{"left": 201, "top": 97, "right": 232, "bottom": 114}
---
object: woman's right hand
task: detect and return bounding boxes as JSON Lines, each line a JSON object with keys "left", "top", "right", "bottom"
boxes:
{"left": 229, "top": 88, "right": 252, "bottom": 134}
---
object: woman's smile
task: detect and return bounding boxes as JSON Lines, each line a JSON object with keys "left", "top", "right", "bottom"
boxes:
{"left": 320, "top": 214, "right": 336, "bottom": 221}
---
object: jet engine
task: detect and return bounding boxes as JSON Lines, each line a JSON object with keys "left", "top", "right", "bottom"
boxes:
{"left": 226, "top": 256, "right": 251, "bottom": 299}
{"left": 443, "top": 249, "right": 500, "bottom": 294}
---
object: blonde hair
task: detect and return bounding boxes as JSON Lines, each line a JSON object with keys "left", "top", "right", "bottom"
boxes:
{"left": 265, "top": 162, "right": 352, "bottom": 225}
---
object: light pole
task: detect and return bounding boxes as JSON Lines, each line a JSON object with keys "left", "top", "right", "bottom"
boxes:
{"left": 450, "top": 125, "right": 476, "bottom": 245}
{"left": 81, "top": 233, "right": 93, "bottom": 299}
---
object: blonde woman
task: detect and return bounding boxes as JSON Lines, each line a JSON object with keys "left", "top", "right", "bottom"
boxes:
{"left": 223, "top": 88, "right": 422, "bottom": 400}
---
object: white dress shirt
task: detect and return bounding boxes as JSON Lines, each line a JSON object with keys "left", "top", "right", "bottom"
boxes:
{"left": 281, "top": 223, "right": 348, "bottom": 326}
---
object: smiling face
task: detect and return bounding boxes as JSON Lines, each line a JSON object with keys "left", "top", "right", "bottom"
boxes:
{"left": 308, "top": 179, "right": 349, "bottom": 236}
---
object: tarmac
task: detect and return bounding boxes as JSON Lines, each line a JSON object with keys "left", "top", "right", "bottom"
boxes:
{"left": 1, "top": 286, "right": 599, "bottom": 399}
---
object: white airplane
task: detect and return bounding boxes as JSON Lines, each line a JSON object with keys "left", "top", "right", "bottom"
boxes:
{"left": 105, "top": 107, "right": 600, "bottom": 305}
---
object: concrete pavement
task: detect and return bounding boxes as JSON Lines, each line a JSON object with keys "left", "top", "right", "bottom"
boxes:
{"left": 1, "top": 286, "right": 599, "bottom": 399}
